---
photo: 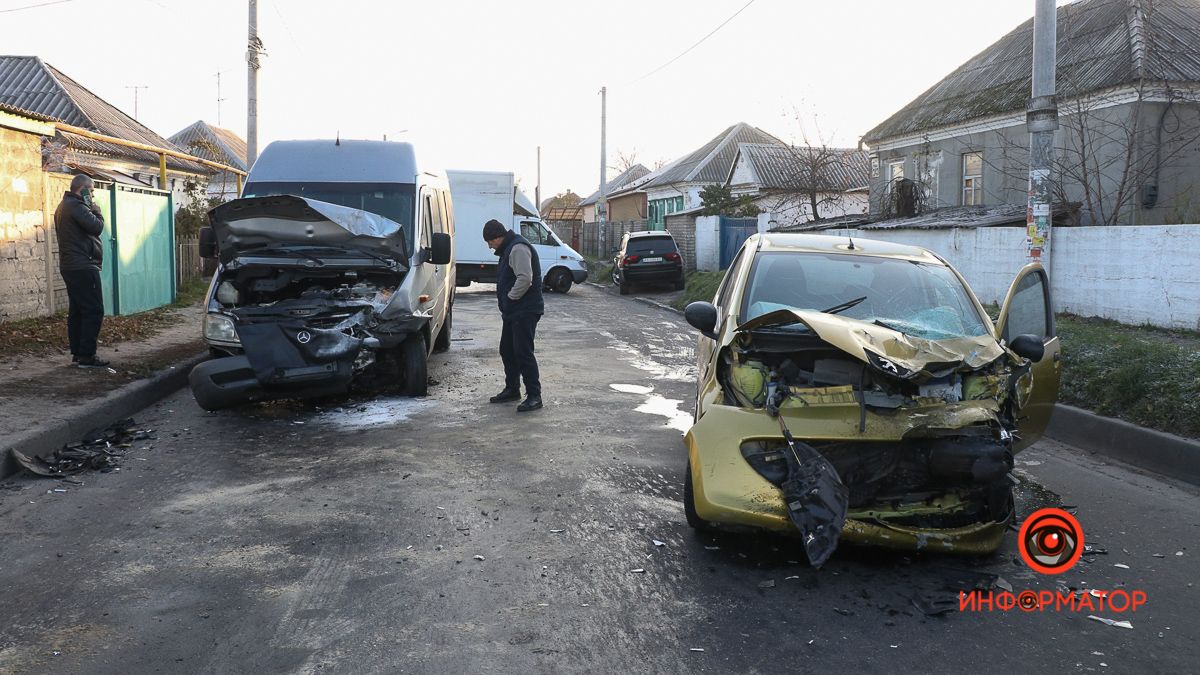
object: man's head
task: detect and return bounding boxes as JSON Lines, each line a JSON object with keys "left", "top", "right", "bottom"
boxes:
{"left": 69, "top": 173, "right": 94, "bottom": 196}
{"left": 483, "top": 219, "right": 507, "bottom": 250}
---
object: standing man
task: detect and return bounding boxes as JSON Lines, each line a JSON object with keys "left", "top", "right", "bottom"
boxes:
{"left": 55, "top": 174, "right": 110, "bottom": 368}
{"left": 483, "top": 219, "right": 543, "bottom": 412}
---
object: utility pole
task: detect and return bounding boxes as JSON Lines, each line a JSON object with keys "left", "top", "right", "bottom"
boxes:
{"left": 1027, "top": 0, "right": 1058, "bottom": 270}
{"left": 215, "top": 72, "right": 227, "bottom": 126}
{"left": 536, "top": 146, "right": 542, "bottom": 211}
{"left": 125, "top": 85, "right": 148, "bottom": 120}
{"left": 598, "top": 86, "right": 607, "bottom": 252}
{"left": 247, "top": 0, "right": 263, "bottom": 167}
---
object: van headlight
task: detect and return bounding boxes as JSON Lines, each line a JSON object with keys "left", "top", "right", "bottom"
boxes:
{"left": 203, "top": 313, "right": 240, "bottom": 344}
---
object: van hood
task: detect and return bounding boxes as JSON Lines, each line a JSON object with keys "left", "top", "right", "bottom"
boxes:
{"left": 209, "top": 195, "right": 408, "bottom": 264}
{"left": 735, "top": 309, "right": 1009, "bottom": 378}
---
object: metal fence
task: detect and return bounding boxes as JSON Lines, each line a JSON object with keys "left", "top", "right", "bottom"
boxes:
{"left": 572, "top": 220, "right": 649, "bottom": 259}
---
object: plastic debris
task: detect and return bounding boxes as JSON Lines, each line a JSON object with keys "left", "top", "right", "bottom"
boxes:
{"left": 784, "top": 575, "right": 800, "bottom": 580}
{"left": 1152, "top": 553, "right": 1165, "bottom": 558}
{"left": 549, "top": 529, "right": 564, "bottom": 533}
{"left": 10, "top": 419, "right": 149, "bottom": 477}
{"left": 1088, "top": 615, "right": 1133, "bottom": 629}
{"left": 1114, "top": 563, "right": 1130, "bottom": 569}
{"left": 689, "top": 648, "right": 705, "bottom": 653}
{"left": 631, "top": 568, "right": 646, "bottom": 573}
{"left": 704, "top": 546, "right": 719, "bottom": 551}
{"left": 758, "top": 580, "right": 776, "bottom": 589}
{"left": 652, "top": 540, "right": 666, "bottom": 547}
{"left": 473, "top": 555, "right": 485, "bottom": 561}
{"left": 994, "top": 577, "right": 1013, "bottom": 593}
{"left": 1176, "top": 551, "right": 1184, "bottom": 556}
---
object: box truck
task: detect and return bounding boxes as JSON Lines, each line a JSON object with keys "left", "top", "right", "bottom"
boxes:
{"left": 448, "top": 170, "right": 587, "bottom": 293}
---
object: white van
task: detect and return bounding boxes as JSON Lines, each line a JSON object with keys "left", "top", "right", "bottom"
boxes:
{"left": 448, "top": 169, "right": 587, "bottom": 293}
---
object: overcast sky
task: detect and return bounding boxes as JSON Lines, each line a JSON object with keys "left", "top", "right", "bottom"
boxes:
{"left": 4, "top": 0, "right": 1071, "bottom": 199}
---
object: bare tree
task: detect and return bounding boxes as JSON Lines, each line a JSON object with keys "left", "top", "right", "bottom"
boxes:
{"left": 609, "top": 148, "right": 640, "bottom": 174}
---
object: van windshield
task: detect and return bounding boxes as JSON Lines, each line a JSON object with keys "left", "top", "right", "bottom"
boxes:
{"left": 243, "top": 181, "right": 416, "bottom": 252}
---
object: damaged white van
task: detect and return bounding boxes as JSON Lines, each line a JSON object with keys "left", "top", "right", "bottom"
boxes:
{"left": 190, "top": 139, "right": 455, "bottom": 410}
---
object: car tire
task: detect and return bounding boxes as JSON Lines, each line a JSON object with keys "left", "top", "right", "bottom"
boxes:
{"left": 684, "top": 461, "right": 711, "bottom": 530}
{"left": 549, "top": 268, "right": 573, "bottom": 294}
{"left": 400, "top": 333, "right": 428, "bottom": 397}
{"left": 433, "top": 306, "right": 452, "bottom": 353}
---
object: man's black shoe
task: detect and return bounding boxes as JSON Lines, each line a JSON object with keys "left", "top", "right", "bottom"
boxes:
{"left": 489, "top": 388, "right": 521, "bottom": 403}
{"left": 71, "top": 354, "right": 78, "bottom": 363}
{"left": 516, "top": 396, "right": 543, "bottom": 413}
{"left": 77, "top": 356, "right": 110, "bottom": 369}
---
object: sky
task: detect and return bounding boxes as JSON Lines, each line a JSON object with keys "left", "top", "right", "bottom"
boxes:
{"left": 2, "top": 0, "right": 1074, "bottom": 201}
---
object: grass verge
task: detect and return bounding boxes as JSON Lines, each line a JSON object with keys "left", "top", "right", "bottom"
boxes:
{"left": 670, "top": 271, "right": 725, "bottom": 310}
{"left": 0, "top": 277, "right": 210, "bottom": 357}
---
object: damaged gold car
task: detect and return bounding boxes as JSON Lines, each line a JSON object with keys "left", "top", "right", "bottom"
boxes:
{"left": 682, "top": 233, "right": 1060, "bottom": 566}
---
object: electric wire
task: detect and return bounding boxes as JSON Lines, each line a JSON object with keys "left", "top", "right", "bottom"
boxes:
{"left": 623, "top": 0, "right": 756, "bottom": 86}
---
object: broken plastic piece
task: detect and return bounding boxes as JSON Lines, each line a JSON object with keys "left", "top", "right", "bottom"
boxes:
{"left": 1088, "top": 615, "right": 1133, "bottom": 629}
{"left": 473, "top": 555, "right": 485, "bottom": 561}
{"left": 652, "top": 540, "right": 665, "bottom": 547}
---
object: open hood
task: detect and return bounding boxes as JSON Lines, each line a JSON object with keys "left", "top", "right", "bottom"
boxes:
{"left": 209, "top": 195, "right": 408, "bottom": 264}
{"left": 736, "top": 309, "right": 1008, "bottom": 377}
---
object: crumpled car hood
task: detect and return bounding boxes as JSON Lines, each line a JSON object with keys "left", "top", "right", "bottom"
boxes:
{"left": 210, "top": 195, "right": 408, "bottom": 264}
{"left": 736, "top": 309, "right": 1009, "bottom": 376}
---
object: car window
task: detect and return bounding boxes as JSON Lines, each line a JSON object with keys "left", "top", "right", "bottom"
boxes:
{"left": 520, "top": 221, "right": 547, "bottom": 245}
{"left": 1004, "top": 271, "right": 1052, "bottom": 341}
{"left": 716, "top": 248, "right": 747, "bottom": 308}
{"left": 626, "top": 236, "right": 676, "bottom": 254}
{"left": 741, "top": 252, "right": 990, "bottom": 340}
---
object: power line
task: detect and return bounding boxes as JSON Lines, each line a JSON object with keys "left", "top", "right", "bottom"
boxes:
{"left": 0, "top": 0, "right": 73, "bottom": 13}
{"left": 624, "top": 0, "right": 756, "bottom": 86}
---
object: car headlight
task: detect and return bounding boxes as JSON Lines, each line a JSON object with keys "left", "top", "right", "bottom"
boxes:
{"left": 203, "top": 313, "right": 240, "bottom": 344}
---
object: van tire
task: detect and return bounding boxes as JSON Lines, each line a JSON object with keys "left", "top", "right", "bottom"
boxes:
{"left": 549, "top": 269, "right": 573, "bottom": 294}
{"left": 401, "top": 334, "right": 428, "bottom": 396}
{"left": 433, "top": 306, "right": 452, "bottom": 353}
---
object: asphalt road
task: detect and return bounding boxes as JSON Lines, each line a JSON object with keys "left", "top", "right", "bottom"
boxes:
{"left": 1, "top": 284, "right": 1197, "bottom": 674}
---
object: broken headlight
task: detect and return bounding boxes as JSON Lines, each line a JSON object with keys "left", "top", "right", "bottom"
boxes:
{"left": 203, "top": 313, "right": 240, "bottom": 345}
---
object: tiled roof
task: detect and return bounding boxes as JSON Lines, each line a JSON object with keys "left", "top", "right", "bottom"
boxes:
{"left": 168, "top": 120, "right": 248, "bottom": 171}
{"left": 643, "top": 122, "right": 786, "bottom": 188}
{"left": 580, "top": 164, "right": 651, "bottom": 205}
{"left": 0, "top": 55, "right": 207, "bottom": 173}
{"left": 732, "top": 143, "right": 870, "bottom": 192}
{"left": 863, "top": 0, "right": 1200, "bottom": 143}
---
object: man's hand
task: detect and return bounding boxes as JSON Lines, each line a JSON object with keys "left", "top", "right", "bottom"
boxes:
{"left": 89, "top": 204, "right": 104, "bottom": 219}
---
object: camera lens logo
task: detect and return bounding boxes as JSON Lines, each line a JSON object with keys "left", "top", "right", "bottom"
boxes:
{"left": 1019, "top": 508, "right": 1084, "bottom": 574}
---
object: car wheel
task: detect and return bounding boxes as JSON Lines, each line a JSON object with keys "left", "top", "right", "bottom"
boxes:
{"left": 684, "top": 461, "right": 711, "bottom": 530}
{"left": 611, "top": 268, "right": 620, "bottom": 286}
{"left": 400, "top": 333, "right": 428, "bottom": 397}
{"left": 550, "top": 268, "right": 573, "bottom": 294}
{"left": 433, "top": 306, "right": 452, "bottom": 353}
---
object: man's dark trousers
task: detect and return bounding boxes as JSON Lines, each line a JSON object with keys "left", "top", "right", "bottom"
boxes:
{"left": 500, "top": 314, "right": 540, "bottom": 397}
{"left": 62, "top": 268, "right": 104, "bottom": 358}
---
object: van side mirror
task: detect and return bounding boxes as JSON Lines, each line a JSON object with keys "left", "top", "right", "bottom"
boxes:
{"left": 430, "top": 232, "right": 452, "bottom": 265}
{"left": 198, "top": 226, "right": 218, "bottom": 259}
{"left": 1009, "top": 334, "right": 1045, "bottom": 362}
{"left": 685, "top": 301, "right": 718, "bottom": 340}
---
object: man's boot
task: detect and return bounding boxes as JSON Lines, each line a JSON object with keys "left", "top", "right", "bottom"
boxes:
{"left": 516, "top": 396, "right": 543, "bottom": 413}
{"left": 489, "top": 388, "right": 521, "bottom": 403}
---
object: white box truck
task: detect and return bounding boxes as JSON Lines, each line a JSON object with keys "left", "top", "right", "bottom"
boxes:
{"left": 448, "top": 170, "right": 587, "bottom": 293}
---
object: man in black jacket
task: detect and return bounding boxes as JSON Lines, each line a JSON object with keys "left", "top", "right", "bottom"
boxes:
{"left": 483, "top": 219, "right": 544, "bottom": 412}
{"left": 54, "top": 174, "right": 109, "bottom": 368}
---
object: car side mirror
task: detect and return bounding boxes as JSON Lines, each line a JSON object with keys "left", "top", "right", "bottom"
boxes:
{"left": 198, "top": 226, "right": 217, "bottom": 259}
{"left": 430, "top": 232, "right": 452, "bottom": 265}
{"left": 1009, "top": 334, "right": 1045, "bottom": 361}
{"left": 685, "top": 301, "right": 718, "bottom": 340}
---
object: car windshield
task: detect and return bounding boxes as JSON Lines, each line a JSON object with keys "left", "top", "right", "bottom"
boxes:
{"left": 626, "top": 236, "right": 676, "bottom": 254}
{"left": 243, "top": 181, "right": 416, "bottom": 253}
{"left": 740, "top": 252, "right": 990, "bottom": 340}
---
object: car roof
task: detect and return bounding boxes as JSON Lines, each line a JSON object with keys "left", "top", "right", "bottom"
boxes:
{"left": 753, "top": 232, "right": 945, "bottom": 264}
{"left": 627, "top": 231, "right": 674, "bottom": 238}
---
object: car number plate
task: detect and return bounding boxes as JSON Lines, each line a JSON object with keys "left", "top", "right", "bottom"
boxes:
{"left": 643, "top": 256, "right": 663, "bottom": 263}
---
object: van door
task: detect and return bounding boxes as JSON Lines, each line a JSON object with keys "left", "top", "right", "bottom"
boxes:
{"left": 518, "top": 220, "right": 559, "bottom": 283}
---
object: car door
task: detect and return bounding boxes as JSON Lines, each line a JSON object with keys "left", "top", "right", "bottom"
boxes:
{"left": 996, "top": 264, "right": 1061, "bottom": 450}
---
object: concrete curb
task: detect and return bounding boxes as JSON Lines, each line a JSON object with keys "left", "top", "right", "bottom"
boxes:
{"left": 598, "top": 282, "right": 1200, "bottom": 486}
{"left": 1045, "top": 404, "right": 1200, "bottom": 487}
{"left": 585, "top": 282, "right": 685, "bottom": 316}
{"left": 0, "top": 351, "right": 207, "bottom": 481}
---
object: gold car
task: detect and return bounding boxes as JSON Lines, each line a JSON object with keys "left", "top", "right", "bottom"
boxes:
{"left": 682, "top": 233, "right": 1060, "bottom": 566}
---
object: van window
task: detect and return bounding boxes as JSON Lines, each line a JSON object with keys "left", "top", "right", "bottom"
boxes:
{"left": 520, "top": 221, "right": 549, "bottom": 245}
{"left": 420, "top": 193, "right": 433, "bottom": 249}
{"left": 242, "top": 180, "right": 416, "bottom": 252}
{"left": 437, "top": 189, "right": 453, "bottom": 235}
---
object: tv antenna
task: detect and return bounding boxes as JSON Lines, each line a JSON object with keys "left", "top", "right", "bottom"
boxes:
{"left": 124, "top": 85, "right": 149, "bottom": 120}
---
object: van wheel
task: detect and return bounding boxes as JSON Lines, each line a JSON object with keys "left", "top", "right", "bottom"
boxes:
{"left": 433, "top": 306, "right": 452, "bottom": 353}
{"left": 400, "top": 334, "right": 428, "bottom": 396}
{"left": 684, "top": 461, "right": 711, "bottom": 530}
{"left": 550, "top": 269, "right": 573, "bottom": 294}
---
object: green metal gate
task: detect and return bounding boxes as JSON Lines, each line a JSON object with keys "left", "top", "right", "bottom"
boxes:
{"left": 96, "top": 183, "right": 176, "bottom": 316}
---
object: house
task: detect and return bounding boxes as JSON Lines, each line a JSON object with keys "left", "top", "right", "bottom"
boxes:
{"left": 168, "top": 120, "right": 248, "bottom": 199}
{"left": 0, "top": 56, "right": 210, "bottom": 206}
{"left": 640, "top": 122, "right": 786, "bottom": 229}
{"left": 579, "top": 164, "right": 651, "bottom": 222}
{"left": 861, "top": 0, "right": 1200, "bottom": 226}
{"left": 726, "top": 142, "right": 870, "bottom": 228}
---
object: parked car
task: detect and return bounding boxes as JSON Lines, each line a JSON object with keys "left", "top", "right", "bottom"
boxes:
{"left": 681, "top": 232, "right": 1060, "bottom": 566}
{"left": 611, "top": 231, "right": 686, "bottom": 295}
{"left": 447, "top": 170, "right": 587, "bottom": 293}
{"left": 190, "top": 139, "right": 455, "bottom": 411}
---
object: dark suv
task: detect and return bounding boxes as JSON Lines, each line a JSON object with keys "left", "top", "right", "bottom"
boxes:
{"left": 611, "top": 231, "right": 686, "bottom": 295}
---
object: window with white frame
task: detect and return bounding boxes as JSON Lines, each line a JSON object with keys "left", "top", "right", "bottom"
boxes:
{"left": 885, "top": 159, "right": 905, "bottom": 195}
{"left": 962, "top": 152, "right": 983, "bottom": 206}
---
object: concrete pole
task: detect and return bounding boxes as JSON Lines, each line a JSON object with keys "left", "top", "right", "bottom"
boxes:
{"left": 599, "top": 86, "right": 607, "bottom": 253}
{"left": 1026, "top": 0, "right": 1058, "bottom": 270}
{"left": 247, "top": 0, "right": 259, "bottom": 167}
{"left": 536, "top": 145, "right": 541, "bottom": 211}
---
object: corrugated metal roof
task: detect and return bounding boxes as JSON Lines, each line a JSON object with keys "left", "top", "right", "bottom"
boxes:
{"left": 0, "top": 55, "right": 207, "bottom": 173}
{"left": 863, "top": 0, "right": 1200, "bottom": 143}
{"left": 643, "top": 122, "right": 787, "bottom": 189}
{"left": 168, "top": 120, "right": 248, "bottom": 171}
{"left": 779, "top": 203, "right": 1076, "bottom": 231}
{"left": 0, "top": 100, "right": 58, "bottom": 123}
{"left": 580, "top": 164, "right": 651, "bottom": 205}
{"left": 733, "top": 143, "right": 870, "bottom": 192}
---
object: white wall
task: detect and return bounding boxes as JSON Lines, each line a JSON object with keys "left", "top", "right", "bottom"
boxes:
{"left": 694, "top": 215, "right": 721, "bottom": 271}
{"left": 824, "top": 225, "right": 1200, "bottom": 329}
